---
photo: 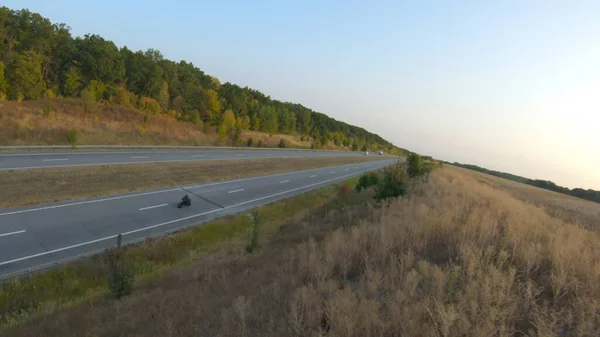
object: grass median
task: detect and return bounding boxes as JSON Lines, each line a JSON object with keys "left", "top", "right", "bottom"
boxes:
{"left": 0, "top": 170, "right": 372, "bottom": 331}
{"left": 0, "top": 156, "right": 387, "bottom": 208}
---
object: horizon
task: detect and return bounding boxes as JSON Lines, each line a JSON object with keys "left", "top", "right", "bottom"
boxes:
{"left": 4, "top": 0, "right": 599, "bottom": 190}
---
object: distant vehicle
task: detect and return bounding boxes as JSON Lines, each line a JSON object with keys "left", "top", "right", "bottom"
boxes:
{"left": 379, "top": 151, "right": 383, "bottom": 155}
{"left": 364, "top": 151, "right": 369, "bottom": 155}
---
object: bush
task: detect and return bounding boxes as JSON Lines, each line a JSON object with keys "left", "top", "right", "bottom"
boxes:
{"left": 374, "top": 161, "right": 408, "bottom": 201}
{"left": 278, "top": 138, "right": 287, "bottom": 148}
{"left": 246, "top": 212, "right": 262, "bottom": 253}
{"left": 407, "top": 153, "right": 423, "bottom": 178}
{"left": 232, "top": 127, "right": 242, "bottom": 145}
{"left": 246, "top": 138, "right": 254, "bottom": 147}
{"left": 106, "top": 248, "right": 135, "bottom": 300}
{"left": 257, "top": 140, "right": 264, "bottom": 148}
{"left": 67, "top": 129, "right": 77, "bottom": 147}
{"left": 356, "top": 172, "right": 380, "bottom": 192}
{"left": 138, "top": 96, "right": 161, "bottom": 115}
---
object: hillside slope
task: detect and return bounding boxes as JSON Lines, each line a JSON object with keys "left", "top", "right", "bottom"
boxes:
{"left": 0, "top": 6, "right": 403, "bottom": 154}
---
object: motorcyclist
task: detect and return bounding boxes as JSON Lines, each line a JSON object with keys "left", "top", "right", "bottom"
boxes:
{"left": 182, "top": 194, "right": 191, "bottom": 204}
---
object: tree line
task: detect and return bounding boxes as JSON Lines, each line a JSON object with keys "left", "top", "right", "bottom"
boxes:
{"left": 0, "top": 6, "right": 402, "bottom": 153}
{"left": 450, "top": 162, "right": 600, "bottom": 204}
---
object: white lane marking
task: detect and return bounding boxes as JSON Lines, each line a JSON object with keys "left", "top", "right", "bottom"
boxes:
{"left": 310, "top": 175, "right": 317, "bottom": 178}
{"left": 0, "top": 230, "right": 26, "bottom": 237}
{"left": 0, "top": 188, "right": 181, "bottom": 216}
{"left": 0, "top": 155, "right": 300, "bottom": 171}
{"left": 139, "top": 203, "right": 168, "bottom": 211}
{"left": 280, "top": 180, "right": 290, "bottom": 183}
{"left": 0, "top": 160, "right": 396, "bottom": 216}
{"left": 345, "top": 168, "right": 349, "bottom": 171}
{"left": 330, "top": 171, "right": 335, "bottom": 174}
{"left": 228, "top": 189, "right": 245, "bottom": 194}
{"left": 130, "top": 156, "right": 149, "bottom": 159}
{"left": 42, "top": 158, "right": 68, "bottom": 162}
{"left": 0, "top": 166, "right": 384, "bottom": 267}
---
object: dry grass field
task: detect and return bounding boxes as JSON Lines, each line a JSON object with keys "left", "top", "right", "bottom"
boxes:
{"left": 6, "top": 165, "right": 600, "bottom": 337}
{"left": 0, "top": 99, "right": 318, "bottom": 148}
{"left": 459, "top": 166, "right": 600, "bottom": 231}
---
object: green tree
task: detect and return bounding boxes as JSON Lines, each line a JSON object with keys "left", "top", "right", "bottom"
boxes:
{"left": 374, "top": 161, "right": 408, "bottom": 201}
{"left": 407, "top": 153, "right": 423, "bottom": 178}
{"left": 7, "top": 51, "right": 46, "bottom": 99}
{"left": 361, "top": 144, "right": 368, "bottom": 152}
{"left": 204, "top": 89, "right": 220, "bottom": 124}
{"left": 189, "top": 109, "right": 201, "bottom": 126}
{"left": 62, "top": 67, "right": 81, "bottom": 97}
{"left": 85, "top": 80, "right": 105, "bottom": 101}
{"left": 241, "top": 115, "right": 251, "bottom": 130}
{"left": 0, "top": 62, "right": 8, "bottom": 98}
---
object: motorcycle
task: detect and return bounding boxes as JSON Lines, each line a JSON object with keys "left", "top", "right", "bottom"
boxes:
{"left": 177, "top": 194, "right": 192, "bottom": 208}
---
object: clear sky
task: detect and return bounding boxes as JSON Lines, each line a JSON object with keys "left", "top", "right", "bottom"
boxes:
{"left": 6, "top": 0, "right": 600, "bottom": 189}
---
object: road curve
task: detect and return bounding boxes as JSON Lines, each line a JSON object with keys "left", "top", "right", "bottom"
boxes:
{"left": 0, "top": 149, "right": 388, "bottom": 170}
{"left": 0, "top": 159, "right": 395, "bottom": 279}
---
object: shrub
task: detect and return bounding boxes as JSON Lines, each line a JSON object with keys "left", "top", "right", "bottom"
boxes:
{"left": 374, "top": 161, "right": 408, "bottom": 201}
{"left": 407, "top": 153, "right": 423, "bottom": 178}
{"left": 232, "top": 127, "right": 242, "bottom": 145}
{"left": 246, "top": 212, "right": 262, "bottom": 253}
{"left": 356, "top": 172, "right": 380, "bottom": 192}
{"left": 138, "top": 96, "right": 161, "bottom": 115}
{"left": 106, "top": 247, "right": 135, "bottom": 300}
{"left": 67, "top": 129, "right": 77, "bottom": 147}
{"left": 338, "top": 184, "right": 351, "bottom": 197}
{"left": 257, "top": 140, "right": 264, "bottom": 148}
{"left": 246, "top": 138, "right": 254, "bottom": 147}
{"left": 278, "top": 138, "right": 287, "bottom": 148}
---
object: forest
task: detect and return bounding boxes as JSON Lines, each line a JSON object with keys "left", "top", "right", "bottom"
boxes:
{"left": 0, "top": 6, "right": 402, "bottom": 153}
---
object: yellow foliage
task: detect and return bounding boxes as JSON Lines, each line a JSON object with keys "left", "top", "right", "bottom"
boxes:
{"left": 44, "top": 89, "right": 56, "bottom": 99}
{"left": 138, "top": 97, "right": 162, "bottom": 115}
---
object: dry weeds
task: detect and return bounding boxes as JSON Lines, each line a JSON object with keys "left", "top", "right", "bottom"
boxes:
{"left": 8, "top": 166, "right": 600, "bottom": 337}
{"left": 456, "top": 166, "right": 600, "bottom": 231}
{"left": 0, "top": 156, "right": 383, "bottom": 208}
{"left": 0, "top": 99, "right": 317, "bottom": 148}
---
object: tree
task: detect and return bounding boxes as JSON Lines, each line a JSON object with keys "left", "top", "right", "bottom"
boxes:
{"left": 374, "top": 161, "right": 408, "bottom": 201}
{"left": 138, "top": 96, "right": 161, "bottom": 114}
{"left": 217, "top": 122, "right": 227, "bottom": 141}
{"left": 0, "top": 6, "right": 402, "bottom": 154}
{"left": 204, "top": 89, "right": 220, "bottom": 124}
{"left": 158, "top": 81, "right": 169, "bottom": 110}
{"left": 62, "top": 67, "right": 81, "bottom": 97}
{"left": 222, "top": 109, "right": 236, "bottom": 130}
{"left": 0, "top": 62, "right": 8, "bottom": 98}
{"left": 241, "top": 115, "right": 251, "bottom": 130}
{"left": 407, "top": 153, "right": 423, "bottom": 178}
{"left": 232, "top": 127, "right": 242, "bottom": 145}
{"left": 189, "top": 109, "right": 201, "bottom": 125}
{"left": 7, "top": 51, "right": 46, "bottom": 99}
{"left": 361, "top": 144, "right": 368, "bottom": 152}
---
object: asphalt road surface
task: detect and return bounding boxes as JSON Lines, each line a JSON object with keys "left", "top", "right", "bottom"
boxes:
{"left": 0, "top": 149, "right": 387, "bottom": 170}
{"left": 0, "top": 159, "right": 395, "bottom": 279}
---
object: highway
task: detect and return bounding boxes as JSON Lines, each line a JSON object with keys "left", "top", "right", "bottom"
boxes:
{"left": 0, "top": 149, "right": 384, "bottom": 170}
{"left": 0, "top": 159, "right": 394, "bottom": 279}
